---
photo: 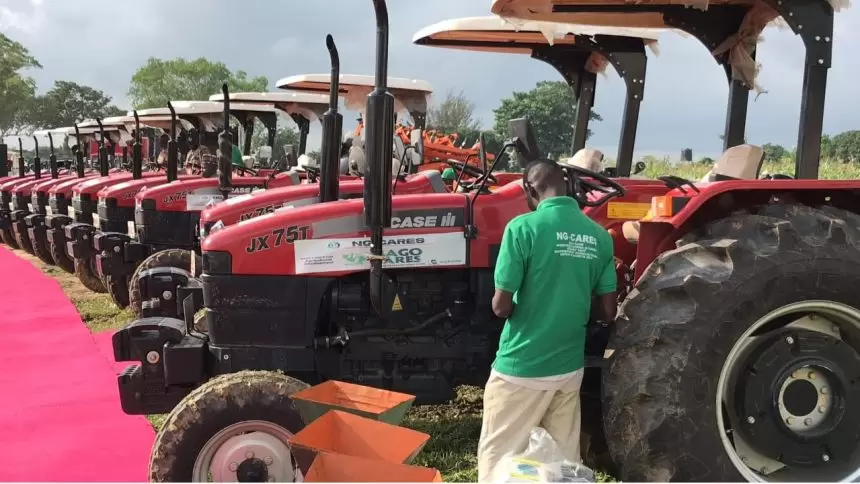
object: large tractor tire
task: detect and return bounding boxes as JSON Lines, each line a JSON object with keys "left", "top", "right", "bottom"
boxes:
{"left": 14, "top": 226, "right": 34, "bottom": 255}
{"left": 31, "top": 232, "right": 55, "bottom": 266}
{"left": 129, "top": 248, "right": 201, "bottom": 317}
{"left": 105, "top": 275, "right": 130, "bottom": 308}
{"left": 0, "top": 227, "right": 19, "bottom": 249}
{"left": 603, "top": 203, "right": 860, "bottom": 482}
{"left": 49, "top": 238, "right": 74, "bottom": 273}
{"left": 149, "top": 370, "right": 309, "bottom": 482}
{"left": 74, "top": 257, "right": 107, "bottom": 293}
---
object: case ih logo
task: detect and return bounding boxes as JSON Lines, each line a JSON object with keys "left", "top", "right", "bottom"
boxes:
{"left": 390, "top": 212, "right": 460, "bottom": 229}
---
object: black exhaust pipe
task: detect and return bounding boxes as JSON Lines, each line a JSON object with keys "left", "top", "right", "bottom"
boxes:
{"left": 132, "top": 111, "right": 142, "bottom": 179}
{"left": 0, "top": 142, "right": 7, "bottom": 178}
{"left": 18, "top": 138, "right": 25, "bottom": 177}
{"left": 74, "top": 125, "right": 85, "bottom": 178}
{"left": 167, "top": 102, "right": 178, "bottom": 182}
{"left": 320, "top": 34, "right": 343, "bottom": 203}
{"left": 96, "top": 118, "right": 109, "bottom": 176}
{"left": 47, "top": 132, "right": 58, "bottom": 179}
{"left": 32, "top": 136, "right": 42, "bottom": 180}
{"left": 218, "top": 83, "right": 233, "bottom": 200}
{"left": 366, "top": 0, "right": 395, "bottom": 316}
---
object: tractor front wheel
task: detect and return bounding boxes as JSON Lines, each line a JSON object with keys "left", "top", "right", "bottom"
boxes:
{"left": 148, "top": 371, "right": 309, "bottom": 482}
{"left": 14, "top": 226, "right": 34, "bottom": 254}
{"left": 105, "top": 275, "right": 130, "bottom": 308}
{"left": 129, "top": 248, "right": 201, "bottom": 317}
{"left": 49, "top": 238, "right": 74, "bottom": 273}
{"left": 0, "top": 227, "right": 19, "bottom": 249}
{"left": 74, "top": 257, "right": 106, "bottom": 292}
{"left": 603, "top": 204, "right": 860, "bottom": 482}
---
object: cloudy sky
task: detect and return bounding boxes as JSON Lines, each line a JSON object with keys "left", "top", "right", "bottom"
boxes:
{"left": 2, "top": 0, "right": 859, "bottom": 160}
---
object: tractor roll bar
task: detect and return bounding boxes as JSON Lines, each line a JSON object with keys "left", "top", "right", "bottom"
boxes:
{"left": 32, "top": 136, "right": 42, "bottom": 180}
{"left": 132, "top": 111, "right": 142, "bottom": 179}
{"left": 320, "top": 34, "right": 343, "bottom": 204}
{"left": 47, "top": 131, "right": 58, "bottom": 179}
{"left": 167, "top": 102, "right": 179, "bottom": 182}
{"left": 366, "top": 0, "right": 396, "bottom": 316}
{"left": 73, "top": 124, "right": 85, "bottom": 177}
{"left": 17, "top": 138, "right": 25, "bottom": 177}
{"left": 218, "top": 83, "right": 233, "bottom": 199}
{"left": 96, "top": 118, "right": 109, "bottom": 176}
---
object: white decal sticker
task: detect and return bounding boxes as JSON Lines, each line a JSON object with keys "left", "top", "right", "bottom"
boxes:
{"left": 224, "top": 193, "right": 255, "bottom": 206}
{"left": 293, "top": 232, "right": 466, "bottom": 275}
{"left": 127, "top": 221, "right": 136, "bottom": 238}
{"left": 186, "top": 194, "right": 224, "bottom": 211}
{"left": 67, "top": 206, "right": 75, "bottom": 218}
{"left": 46, "top": 206, "right": 53, "bottom": 216}
{"left": 92, "top": 213, "right": 100, "bottom": 228}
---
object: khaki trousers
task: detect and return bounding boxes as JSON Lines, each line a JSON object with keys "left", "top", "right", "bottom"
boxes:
{"left": 477, "top": 372, "right": 582, "bottom": 482}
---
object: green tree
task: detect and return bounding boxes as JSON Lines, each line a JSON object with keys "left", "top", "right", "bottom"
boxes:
{"left": 830, "top": 130, "right": 860, "bottom": 163}
{"left": 761, "top": 143, "right": 788, "bottom": 162}
{"left": 128, "top": 57, "right": 268, "bottom": 109}
{"left": 0, "top": 34, "right": 42, "bottom": 136}
{"left": 427, "top": 89, "right": 481, "bottom": 134}
{"left": 492, "top": 81, "right": 601, "bottom": 159}
{"left": 28, "top": 81, "right": 125, "bottom": 129}
{"left": 249, "top": 116, "right": 299, "bottom": 160}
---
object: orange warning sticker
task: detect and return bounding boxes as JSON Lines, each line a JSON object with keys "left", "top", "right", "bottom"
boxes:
{"left": 607, "top": 202, "right": 651, "bottom": 220}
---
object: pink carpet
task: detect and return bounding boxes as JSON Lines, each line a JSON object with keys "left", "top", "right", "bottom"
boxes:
{"left": 0, "top": 246, "right": 154, "bottom": 481}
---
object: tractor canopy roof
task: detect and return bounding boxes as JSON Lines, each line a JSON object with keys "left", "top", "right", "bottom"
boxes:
{"left": 275, "top": 73, "right": 433, "bottom": 116}
{"left": 133, "top": 102, "right": 279, "bottom": 133}
{"left": 412, "top": 15, "right": 668, "bottom": 54}
{"left": 208, "top": 90, "right": 331, "bottom": 122}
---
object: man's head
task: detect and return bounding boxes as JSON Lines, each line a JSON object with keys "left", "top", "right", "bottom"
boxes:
{"left": 159, "top": 134, "right": 170, "bottom": 150}
{"left": 523, "top": 158, "right": 566, "bottom": 211}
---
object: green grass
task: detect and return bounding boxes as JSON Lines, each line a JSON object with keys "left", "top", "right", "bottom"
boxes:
{"left": 631, "top": 156, "right": 860, "bottom": 181}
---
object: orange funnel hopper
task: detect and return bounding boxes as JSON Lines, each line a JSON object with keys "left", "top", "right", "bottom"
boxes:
{"left": 287, "top": 410, "right": 430, "bottom": 474}
{"left": 304, "top": 452, "right": 442, "bottom": 482}
{"left": 290, "top": 380, "right": 416, "bottom": 425}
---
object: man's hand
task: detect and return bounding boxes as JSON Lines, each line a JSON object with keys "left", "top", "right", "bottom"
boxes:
{"left": 492, "top": 289, "right": 514, "bottom": 319}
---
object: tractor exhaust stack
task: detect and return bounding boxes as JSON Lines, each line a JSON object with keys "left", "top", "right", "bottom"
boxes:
{"left": 167, "top": 102, "right": 179, "bottom": 182}
{"left": 132, "top": 111, "right": 142, "bottom": 179}
{"left": 96, "top": 118, "right": 109, "bottom": 176}
{"left": 0, "top": 142, "right": 7, "bottom": 178}
{"left": 47, "top": 132, "right": 58, "bottom": 179}
{"left": 365, "top": 0, "right": 396, "bottom": 316}
{"left": 74, "top": 124, "right": 85, "bottom": 178}
{"left": 17, "top": 138, "right": 25, "bottom": 178}
{"left": 320, "top": 34, "right": 343, "bottom": 204}
{"left": 32, "top": 136, "right": 42, "bottom": 180}
{"left": 218, "top": 83, "right": 233, "bottom": 200}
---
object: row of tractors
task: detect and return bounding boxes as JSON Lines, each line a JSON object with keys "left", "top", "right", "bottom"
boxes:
{"left": 2, "top": 0, "right": 857, "bottom": 481}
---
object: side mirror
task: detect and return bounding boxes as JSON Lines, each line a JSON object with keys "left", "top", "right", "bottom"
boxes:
{"left": 507, "top": 117, "right": 541, "bottom": 165}
{"left": 393, "top": 136, "right": 406, "bottom": 162}
{"left": 409, "top": 128, "right": 424, "bottom": 166}
{"left": 633, "top": 161, "right": 646, "bottom": 175}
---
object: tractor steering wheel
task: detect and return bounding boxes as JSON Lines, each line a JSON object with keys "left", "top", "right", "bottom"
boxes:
{"left": 445, "top": 159, "right": 498, "bottom": 187}
{"left": 303, "top": 165, "right": 321, "bottom": 182}
{"left": 234, "top": 165, "right": 258, "bottom": 177}
{"left": 561, "top": 164, "right": 626, "bottom": 207}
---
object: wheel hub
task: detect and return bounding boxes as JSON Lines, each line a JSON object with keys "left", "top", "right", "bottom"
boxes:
{"left": 195, "top": 421, "right": 298, "bottom": 483}
{"left": 735, "top": 329, "right": 860, "bottom": 468}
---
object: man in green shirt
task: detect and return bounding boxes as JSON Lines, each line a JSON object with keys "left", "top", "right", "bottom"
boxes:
{"left": 477, "top": 159, "right": 618, "bottom": 482}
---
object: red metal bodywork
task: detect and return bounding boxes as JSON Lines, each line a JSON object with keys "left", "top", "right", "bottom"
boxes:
{"left": 199, "top": 172, "right": 453, "bottom": 230}
{"left": 48, "top": 173, "right": 101, "bottom": 198}
{"left": 203, "top": 177, "right": 667, "bottom": 277}
{"left": 135, "top": 172, "right": 298, "bottom": 212}
{"left": 73, "top": 171, "right": 162, "bottom": 199}
{"left": 97, "top": 174, "right": 199, "bottom": 208}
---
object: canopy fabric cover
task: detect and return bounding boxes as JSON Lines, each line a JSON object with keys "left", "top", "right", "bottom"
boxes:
{"left": 208, "top": 90, "right": 330, "bottom": 121}
{"left": 276, "top": 73, "right": 433, "bottom": 115}
{"left": 134, "top": 102, "right": 279, "bottom": 132}
{"left": 490, "top": 0, "right": 851, "bottom": 91}
{"left": 413, "top": 15, "right": 670, "bottom": 74}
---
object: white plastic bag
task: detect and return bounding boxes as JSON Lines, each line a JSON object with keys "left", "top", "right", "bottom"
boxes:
{"left": 494, "top": 427, "right": 596, "bottom": 483}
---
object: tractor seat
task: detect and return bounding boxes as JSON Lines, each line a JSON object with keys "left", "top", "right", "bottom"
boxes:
{"left": 622, "top": 144, "right": 764, "bottom": 244}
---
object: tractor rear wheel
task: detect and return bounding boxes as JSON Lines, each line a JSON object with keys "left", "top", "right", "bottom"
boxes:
{"left": 148, "top": 370, "right": 309, "bottom": 482}
{"left": 74, "top": 257, "right": 106, "bottom": 292}
{"left": 14, "top": 226, "right": 34, "bottom": 254}
{"left": 105, "top": 275, "right": 130, "bottom": 308}
{"left": 0, "top": 227, "right": 19, "bottom": 249}
{"left": 603, "top": 204, "right": 860, "bottom": 482}
{"left": 49, "top": 238, "right": 74, "bottom": 273}
{"left": 129, "top": 248, "right": 201, "bottom": 317}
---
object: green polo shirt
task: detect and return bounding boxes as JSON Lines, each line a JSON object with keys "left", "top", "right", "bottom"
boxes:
{"left": 493, "top": 196, "right": 617, "bottom": 378}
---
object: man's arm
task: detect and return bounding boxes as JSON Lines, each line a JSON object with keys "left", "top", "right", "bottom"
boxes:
{"left": 493, "top": 222, "right": 527, "bottom": 319}
{"left": 594, "top": 252, "right": 619, "bottom": 323}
